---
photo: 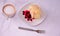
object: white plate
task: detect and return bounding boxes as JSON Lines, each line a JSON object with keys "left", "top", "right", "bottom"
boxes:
{"left": 19, "top": 2, "right": 47, "bottom": 26}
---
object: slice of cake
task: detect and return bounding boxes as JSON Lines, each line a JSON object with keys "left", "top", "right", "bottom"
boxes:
{"left": 28, "top": 4, "right": 41, "bottom": 19}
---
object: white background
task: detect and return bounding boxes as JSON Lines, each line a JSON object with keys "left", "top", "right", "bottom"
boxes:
{"left": 0, "top": 0, "right": 60, "bottom": 36}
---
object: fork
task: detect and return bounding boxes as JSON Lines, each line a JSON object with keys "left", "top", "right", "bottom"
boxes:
{"left": 18, "top": 27, "right": 45, "bottom": 34}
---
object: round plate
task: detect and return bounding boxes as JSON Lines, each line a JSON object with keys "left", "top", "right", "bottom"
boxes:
{"left": 19, "top": 2, "right": 47, "bottom": 26}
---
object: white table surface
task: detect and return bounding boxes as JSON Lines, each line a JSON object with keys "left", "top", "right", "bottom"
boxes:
{"left": 0, "top": 0, "right": 60, "bottom": 36}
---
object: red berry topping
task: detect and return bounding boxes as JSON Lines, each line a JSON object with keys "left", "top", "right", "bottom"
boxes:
{"left": 22, "top": 10, "right": 34, "bottom": 21}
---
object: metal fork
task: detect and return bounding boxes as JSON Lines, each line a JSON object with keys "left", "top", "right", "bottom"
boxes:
{"left": 18, "top": 27, "right": 45, "bottom": 34}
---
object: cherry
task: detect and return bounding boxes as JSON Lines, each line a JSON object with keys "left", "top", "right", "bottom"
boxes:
{"left": 22, "top": 10, "right": 33, "bottom": 21}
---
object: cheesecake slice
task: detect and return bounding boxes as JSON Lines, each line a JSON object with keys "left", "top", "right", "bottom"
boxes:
{"left": 28, "top": 4, "right": 41, "bottom": 19}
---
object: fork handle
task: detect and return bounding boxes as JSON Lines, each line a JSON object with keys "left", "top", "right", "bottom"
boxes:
{"left": 18, "top": 27, "right": 36, "bottom": 31}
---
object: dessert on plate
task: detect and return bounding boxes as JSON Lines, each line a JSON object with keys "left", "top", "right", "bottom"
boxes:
{"left": 22, "top": 4, "right": 41, "bottom": 21}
